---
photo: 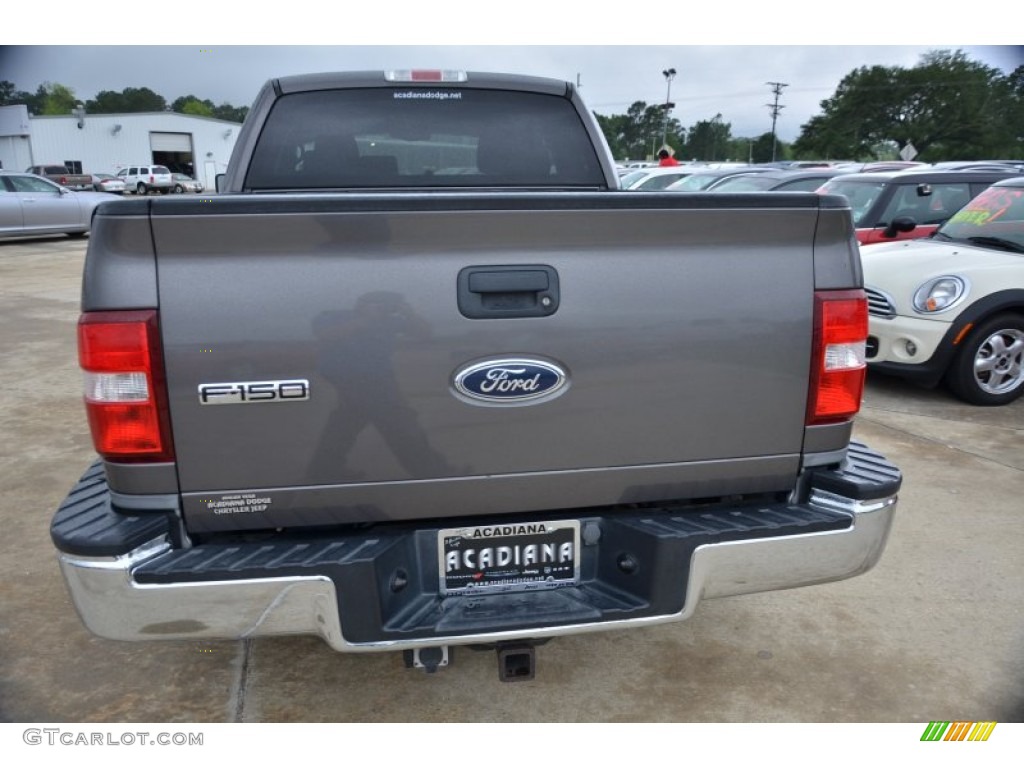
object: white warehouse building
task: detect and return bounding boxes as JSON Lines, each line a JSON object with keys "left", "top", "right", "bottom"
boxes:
{"left": 0, "top": 104, "right": 241, "bottom": 191}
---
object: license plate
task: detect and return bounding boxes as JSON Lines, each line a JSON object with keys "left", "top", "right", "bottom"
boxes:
{"left": 438, "top": 520, "right": 580, "bottom": 596}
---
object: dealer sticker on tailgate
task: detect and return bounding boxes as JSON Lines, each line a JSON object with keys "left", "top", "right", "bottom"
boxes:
{"left": 439, "top": 520, "right": 580, "bottom": 596}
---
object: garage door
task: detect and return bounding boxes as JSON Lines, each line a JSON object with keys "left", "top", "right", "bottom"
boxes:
{"left": 150, "top": 132, "right": 193, "bottom": 152}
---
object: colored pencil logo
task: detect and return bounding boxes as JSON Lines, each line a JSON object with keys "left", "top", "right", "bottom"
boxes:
{"left": 921, "top": 722, "right": 997, "bottom": 741}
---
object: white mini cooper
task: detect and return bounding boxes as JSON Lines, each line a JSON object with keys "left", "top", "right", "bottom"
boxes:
{"left": 861, "top": 176, "right": 1024, "bottom": 406}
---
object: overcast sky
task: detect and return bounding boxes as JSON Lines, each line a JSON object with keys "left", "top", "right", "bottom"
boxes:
{"left": 4, "top": 9, "right": 1021, "bottom": 143}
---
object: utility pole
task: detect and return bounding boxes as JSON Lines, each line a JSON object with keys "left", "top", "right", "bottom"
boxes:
{"left": 661, "top": 68, "right": 677, "bottom": 148}
{"left": 766, "top": 81, "right": 788, "bottom": 162}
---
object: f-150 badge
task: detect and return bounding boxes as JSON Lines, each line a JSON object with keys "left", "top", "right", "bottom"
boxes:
{"left": 452, "top": 358, "right": 567, "bottom": 406}
{"left": 198, "top": 379, "right": 310, "bottom": 405}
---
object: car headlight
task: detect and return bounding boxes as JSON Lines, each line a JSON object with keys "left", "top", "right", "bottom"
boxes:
{"left": 913, "top": 276, "right": 968, "bottom": 314}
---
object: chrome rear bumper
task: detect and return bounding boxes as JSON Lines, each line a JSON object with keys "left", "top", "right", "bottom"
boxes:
{"left": 57, "top": 484, "right": 897, "bottom": 652}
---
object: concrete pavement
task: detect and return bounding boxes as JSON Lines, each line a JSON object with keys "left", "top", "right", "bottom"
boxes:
{"left": 1, "top": 235, "right": 1021, "bottom": 723}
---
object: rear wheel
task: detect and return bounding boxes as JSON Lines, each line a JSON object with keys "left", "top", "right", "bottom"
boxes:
{"left": 945, "top": 314, "right": 1024, "bottom": 406}
{"left": 174, "top": 184, "right": 184, "bottom": 193}
{"left": 136, "top": 183, "right": 147, "bottom": 195}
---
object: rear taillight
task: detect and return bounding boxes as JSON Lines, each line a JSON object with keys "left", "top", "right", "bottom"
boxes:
{"left": 78, "top": 310, "right": 174, "bottom": 462}
{"left": 149, "top": 174, "right": 155, "bottom": 183}
{"left": 807, "top": 290, "right": 867, "bottom": 425}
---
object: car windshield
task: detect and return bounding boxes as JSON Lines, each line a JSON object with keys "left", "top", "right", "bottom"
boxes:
{"left": 620, "top": 170, "right": 650, "bottom": 188}
{"left": 9, "top": 175, "right": 61, "bottom": 193}
{"left": 818, "top": 179, "right": 886, "bottom": 226}
{"left": 936, "top": 185, "right": 1024, "bottom": 252}
{"left": 708, "top": 175, "right": 777, "bottom": 192}
{"left": 634, "top": 172, "right": 692, "bottom": 190}
{"left": 668, "top": 173, "right": 727, "bottom": 191}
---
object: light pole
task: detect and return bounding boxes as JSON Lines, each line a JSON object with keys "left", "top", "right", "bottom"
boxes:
{"left": 661, "top": 68, "right": 676, "bottom": 148}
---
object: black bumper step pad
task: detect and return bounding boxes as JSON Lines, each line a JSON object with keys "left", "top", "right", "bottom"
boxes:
{"left": 809, "top": 441, "right": 903, "bottom": 501}
{"left": 50, "top": 461, "right": 175, "bottom": 557}
{"left": 133, "top": 501, "right": 852, "bottom": 644}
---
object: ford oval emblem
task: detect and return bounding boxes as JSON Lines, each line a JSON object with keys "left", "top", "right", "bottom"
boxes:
{"left": 453, "top": 358, "right": 569, "bottom": 406}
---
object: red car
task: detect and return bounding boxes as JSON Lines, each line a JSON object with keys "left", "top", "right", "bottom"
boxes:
{"left": 818, "top": 169, "right": 1021, "bottom": 245}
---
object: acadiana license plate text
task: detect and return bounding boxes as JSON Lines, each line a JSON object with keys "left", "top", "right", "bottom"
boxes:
{"left": 439, "top": 521, "right": 580, "bottom": 595}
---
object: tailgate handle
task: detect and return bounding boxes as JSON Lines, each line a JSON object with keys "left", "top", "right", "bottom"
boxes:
{"left": 458, "top": 265, "right": 559, "bottom": 319}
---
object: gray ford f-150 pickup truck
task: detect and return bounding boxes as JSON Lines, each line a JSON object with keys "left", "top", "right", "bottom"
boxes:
{"left": 51, "top": 70, "right": 901, "bottom": 680}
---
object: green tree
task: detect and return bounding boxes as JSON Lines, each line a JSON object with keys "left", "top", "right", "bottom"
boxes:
{"left": 86, "top": 86, "right": 166, "bottom": 113}
{"left": 37, "top": 82, "right": 78, "bottom": 116}
{"left": 120, "top": 87, "right": 167, "bottom": 112}
{"left": 724, "top": 133, "right": 784, "bottom": 164}
{"left": 86, "top": 90, "right": 130, "bottom": 113}
{"left": 212, "top": 103, "right": 248, "bottom": 123}
{"left": 684, "top": 114, "right": 732, "bottom": 161}
{"left": 989, "top": 64, "right": 1024, "bottom": 158}
{"left": 595, "top": 101, "right": 683, "bottom": 161}
{"left": 170, "top": 96, "right": 246, "bottom": 122}
{"left": 793, "top": 49, "right": 1014, "bottom": 161}
{"left": 179, "top": 98, "right": 215, "bottom": 117}
{"left": 0, "top": 80, "right": 42, "bottom": 112}
{"left": 0, "top": 80, "right": 16, "bottom": 104}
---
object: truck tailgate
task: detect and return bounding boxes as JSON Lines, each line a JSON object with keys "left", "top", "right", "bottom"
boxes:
{"left": 150, "top": 193, "right": 822, "bottom": 531}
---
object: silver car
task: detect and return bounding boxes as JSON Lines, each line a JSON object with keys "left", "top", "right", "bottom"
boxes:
{"left": 171, "top": 173, "right": 204, "bottom": 194}
{"left": 0, "top": 171, "right": 112, "bottom": 239}
{"left": 91, "top": 173, "right": 127, "bottom": 194}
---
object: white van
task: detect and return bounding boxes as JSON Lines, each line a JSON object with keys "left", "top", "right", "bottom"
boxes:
{"left": 115, "top": 165, "right": 174, "bottom": 195}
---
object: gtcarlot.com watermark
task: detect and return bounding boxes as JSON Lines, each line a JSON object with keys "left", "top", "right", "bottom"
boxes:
{"left": 23, "top": 729, "right": 203, "bottom": 747}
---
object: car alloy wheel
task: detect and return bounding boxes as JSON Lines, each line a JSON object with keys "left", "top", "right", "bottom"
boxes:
{"left": 174, "top": 184, "right": 184, "bottom": 193}
{"left": 945, "top": 314, "right": 1024, "bottom": 406}
{"left": 137, "top": 183, "right": 147, "bottom": 195}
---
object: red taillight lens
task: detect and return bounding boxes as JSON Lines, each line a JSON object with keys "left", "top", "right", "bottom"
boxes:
{"left": 808, "top": 290, "right": 868, "bottom": 425}
{"left": 78, "top": 310, "right": 174, "bottom": 461}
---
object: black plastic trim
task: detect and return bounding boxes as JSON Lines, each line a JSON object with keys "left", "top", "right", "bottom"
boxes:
{"left": 808, "top": 441, "right": 903, "bottom": 501}
{"left": 50, "top": 462, "right": 175, "bottom": 557}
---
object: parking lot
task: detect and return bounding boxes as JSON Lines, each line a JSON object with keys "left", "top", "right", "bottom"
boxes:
{"left": 1, "top": 235, "right": 1021, "bottom": 723}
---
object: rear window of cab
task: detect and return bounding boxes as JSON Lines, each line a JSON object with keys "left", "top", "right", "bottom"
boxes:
{"left": 245, "top": 88, "right": 605, "bottom": 190}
